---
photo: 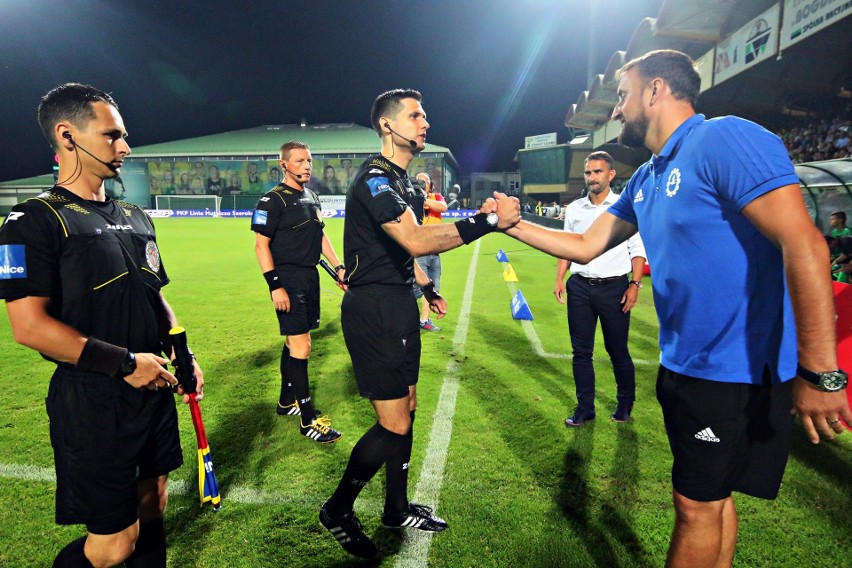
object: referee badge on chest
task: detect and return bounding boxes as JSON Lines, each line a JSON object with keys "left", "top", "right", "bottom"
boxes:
{"left": 146, "top": 240, "right": 161, "bottom": 272}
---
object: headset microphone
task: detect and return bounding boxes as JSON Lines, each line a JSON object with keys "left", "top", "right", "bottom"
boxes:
{"left": 284, "top": 168, "right": 304, "bottom": 180}
{"left": 63, "top": 132, "right": 119, "bottom": 172}
{"left": 386, "top": 125, "right": 418, "bottom": 149}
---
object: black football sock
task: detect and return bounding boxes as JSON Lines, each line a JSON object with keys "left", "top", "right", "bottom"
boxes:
{"left": 125, "top": 518, "right": 166, "bottom": 568}
{"left": 326, "top": 423, "right": 395, "bottom": 517}
{"left": 289, "top": 356, "right": 316, "bottom": 425}
{"left": 384, "top": 426, "right": 413, "bottom": 515}
{"left": 53, "top": 537, "right": 94, "bottom": 567}
{"left": 277, "top": 344, "right": 295, "bottom": 407}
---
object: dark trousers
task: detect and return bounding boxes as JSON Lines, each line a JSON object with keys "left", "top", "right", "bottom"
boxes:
{"left": 566, "top": 275, "right": 635, "bottom": 412}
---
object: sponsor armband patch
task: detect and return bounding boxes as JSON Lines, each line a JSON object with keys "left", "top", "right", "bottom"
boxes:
{"left": 253, "top": 210, "right": 268, "bottom": 226}
{"left": 366, "top": 176, "right": 392, "bottom": 197}
{"left": 0, "top": 244, "right": 27, "bottom": 279}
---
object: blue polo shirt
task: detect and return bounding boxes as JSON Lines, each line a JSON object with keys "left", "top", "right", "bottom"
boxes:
{"left": 608, "top": 114, "right": 800, "bottom": 384}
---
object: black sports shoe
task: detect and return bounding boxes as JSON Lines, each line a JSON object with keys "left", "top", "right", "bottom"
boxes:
{"left": 300, "top": 415, "right": 341, "bottom": 443}
{"left": 611, "top": 402, "right": 633, "bottom": 423}
{"left": 564, "top": 408, "right": 595, "bottom": 427}
{"left": 319, "top": 502, "right": 377, "bottom": 559}
{"left": 382, "top": 503, "right": 448, "bottom": 532}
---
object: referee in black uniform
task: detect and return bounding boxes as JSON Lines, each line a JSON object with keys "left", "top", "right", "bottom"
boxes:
{"left": 318, "top": 89, "right": 519, "bottom": 559}
{"left": 252, "top": 141, "right": 346, "bottom": 444}
{"left": 0, "top": 83, "right": 204, "bottom": 567}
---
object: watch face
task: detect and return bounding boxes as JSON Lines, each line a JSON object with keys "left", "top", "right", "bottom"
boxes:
{"left": 486, "top": 212, "right": 498, "bottom": 226}
{"left": 821, "top": 371, "right": 848, "bottom": 392}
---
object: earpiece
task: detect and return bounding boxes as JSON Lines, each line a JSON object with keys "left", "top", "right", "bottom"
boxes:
{"left": 384, "top": 123, "right": 418, "bottom": 149}
{"left": 62, "top": 132, "right": 73, "bottom": 142}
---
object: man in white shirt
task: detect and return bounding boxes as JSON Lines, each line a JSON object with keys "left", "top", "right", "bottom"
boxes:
{"left": 554, "top": 151, "right": 646, "bottom": 426}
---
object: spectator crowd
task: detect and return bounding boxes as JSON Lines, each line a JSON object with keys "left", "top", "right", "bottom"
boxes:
{"left": 777, "top": 115, "right": 851, "bottom": 163}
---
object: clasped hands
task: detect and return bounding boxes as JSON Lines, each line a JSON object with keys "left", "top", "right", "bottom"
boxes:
{"left": 480, "top": 192, "right": 521, "bottom": 230}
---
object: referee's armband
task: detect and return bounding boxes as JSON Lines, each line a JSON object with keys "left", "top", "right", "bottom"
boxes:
{"left": 263, "top": 270, "right": 284, "bottom": 292}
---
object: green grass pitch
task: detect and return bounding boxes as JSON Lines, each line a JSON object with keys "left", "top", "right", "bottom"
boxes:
{"left": 0, "top": 217, "right": 849, "bottom": 567}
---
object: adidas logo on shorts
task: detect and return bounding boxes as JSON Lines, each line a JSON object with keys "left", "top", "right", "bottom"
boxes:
{"left": 694, "top": 427, "right": 720, "bottom": 443}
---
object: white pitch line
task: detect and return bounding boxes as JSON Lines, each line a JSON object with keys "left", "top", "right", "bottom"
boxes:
{"left": 394, "top": 240, "right": 482, "bottom": 568}
{"left": 504, "top": 279, "right": 658, "bottom": 366}
{"left": 0, "top": 462, "right": 380, "bottom": 509}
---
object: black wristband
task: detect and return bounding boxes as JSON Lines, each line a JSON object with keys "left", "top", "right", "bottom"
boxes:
{"left": 263, "top": 269, "right": 284, "bottom": 292}
{"left": 77, "top": 337, "right": 129, "bottom": 377}
{"left": 334, "top": 264, "right": 345, "bottom": 272}
{"left": 455, "top": 212, "right": 497, "bottom": 245}
{"left": 421, "top": 280, "right": 440, "bottom": 303}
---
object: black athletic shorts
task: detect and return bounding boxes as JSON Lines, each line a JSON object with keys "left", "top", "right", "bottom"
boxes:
{"left": 274, "top": 267, "right": 320, "bottom": 336}
{"left": 341, "top": 285, "right": 421, "bottom": 400}
{"left": 656, "top": 365, "right": 794, "bottom": 502}
{"left": 47, "top": 367, "right": 183, "bottom": 534}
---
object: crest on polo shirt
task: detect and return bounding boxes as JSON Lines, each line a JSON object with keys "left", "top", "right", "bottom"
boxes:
{"left": 145, "top": 240, "right": 161, "bottom": 272}
{"left": 665, "top": 168, "right": 681, "bottom": 198}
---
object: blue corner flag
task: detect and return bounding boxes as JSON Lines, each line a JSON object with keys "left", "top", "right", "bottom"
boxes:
{"left": 496, "top": 249, "right": 509, "bottom": 262}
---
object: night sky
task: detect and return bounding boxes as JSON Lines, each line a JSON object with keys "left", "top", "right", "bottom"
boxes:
{"left": 0, "top": 0, "right": 663, "bottom": 182}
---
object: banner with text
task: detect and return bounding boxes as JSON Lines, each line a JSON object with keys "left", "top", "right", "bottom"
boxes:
{"left": 781, "top": 0, "right": 852, "bottom": 49}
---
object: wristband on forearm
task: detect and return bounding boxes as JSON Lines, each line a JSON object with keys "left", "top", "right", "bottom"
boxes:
{"left": 76, "top": 337, "right": 129, "bottom": 377}
{"left": 421, "top": 280, "right": 440, "bottom": 303}
{"left": 263, "top": 269, "right": 284, "bottom": 292}
{"left": 454, "top": 212, "right": 497, "bottom": 245}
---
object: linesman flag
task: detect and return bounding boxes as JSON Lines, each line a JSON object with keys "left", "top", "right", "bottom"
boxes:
{"left": 170, "top": 327, "right": 221, "bottom": 510}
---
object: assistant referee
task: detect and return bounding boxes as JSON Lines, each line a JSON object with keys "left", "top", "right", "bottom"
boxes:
{"left": 252, "top": 141, "right": 346, "bottom": 444}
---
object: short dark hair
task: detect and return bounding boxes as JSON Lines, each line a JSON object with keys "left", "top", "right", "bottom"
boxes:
{"left": 619, "top": 49, "right": 700, "bottom": 108}
{"left": 37, "top": 83, "right": 118, "bottom": 150}
{"left": 830, "top": 211, "right": 847, "bottom": 224}
{"left": 585, "top": 151, "right": 614, "bottom": 169}
{"left": 279, "top": 140, "right": 310, "bottom": 161}
{"left": 370, "top": 89, "right": 422, "bottom": 136}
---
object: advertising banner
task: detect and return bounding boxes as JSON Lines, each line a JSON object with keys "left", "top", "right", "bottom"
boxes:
{"left": 714, "top": 3, "right": 780, "bottom": 85}
{"left": 781, "top": 0, "right": 852, "bottom": 49}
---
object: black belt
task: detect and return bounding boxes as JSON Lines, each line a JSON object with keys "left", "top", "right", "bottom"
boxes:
{"left": 574, "top": 274, "right": 626, "bottom": 286}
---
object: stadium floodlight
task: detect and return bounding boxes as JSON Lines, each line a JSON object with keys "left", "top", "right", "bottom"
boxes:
{"left": 155, "top": 195, "right": 221, "bottom": 216}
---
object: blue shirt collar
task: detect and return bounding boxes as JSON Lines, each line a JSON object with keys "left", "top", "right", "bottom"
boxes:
{"left": 652, "top": 114, "right": 705, "bottom": 170}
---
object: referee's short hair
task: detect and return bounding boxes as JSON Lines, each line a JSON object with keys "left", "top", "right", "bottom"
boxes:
{"left": 280, "top": 140, "right": 310, "bottom": 161}
{"left": 585, "top": 151, "right": 614, "bottom": 170}
{"left": 38, "top": 83, "right": 118, "bottom": 150}
{"left": 371, "top": 89, "right": 422, "bottom": 136}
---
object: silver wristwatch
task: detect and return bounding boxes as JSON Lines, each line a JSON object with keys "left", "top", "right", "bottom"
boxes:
{"left": 796, "top": 365, "right": 848, "bottom": 392}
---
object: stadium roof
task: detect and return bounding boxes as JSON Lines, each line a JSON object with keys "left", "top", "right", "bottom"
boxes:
{"left": 565, "top": 0, "right": 852, "bottom": 131}
{"left": 126, "top": 122, "right": 455, "bottom": 162}
{"left": 0, "top": 123, "right": 460, "bottom": 187}
{"left": 0, "top": 173, "right": 54, "bottom": 189}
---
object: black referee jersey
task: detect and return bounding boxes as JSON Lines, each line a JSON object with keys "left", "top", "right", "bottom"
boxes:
{"left": 343, "top": 156, "right": 422, "bottom": 287}
{"left": 251, "top": 183, "right": 325, "bottom": 268}
{"left": 0, "top": 186, "right": 168, "bottom": 356}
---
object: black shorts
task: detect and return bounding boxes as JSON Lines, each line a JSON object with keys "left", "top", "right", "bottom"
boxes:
{"left": 656, "top": 366, "right": 794, "bottom": 502}
{"left": 341, "top": 285, "right": 421, "bottom": 400}
{"left": 274, "top": 267, "right": 320, "bottom": 336}
{"left": 47, "top": 367, "right": 183, "bottom": 534}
